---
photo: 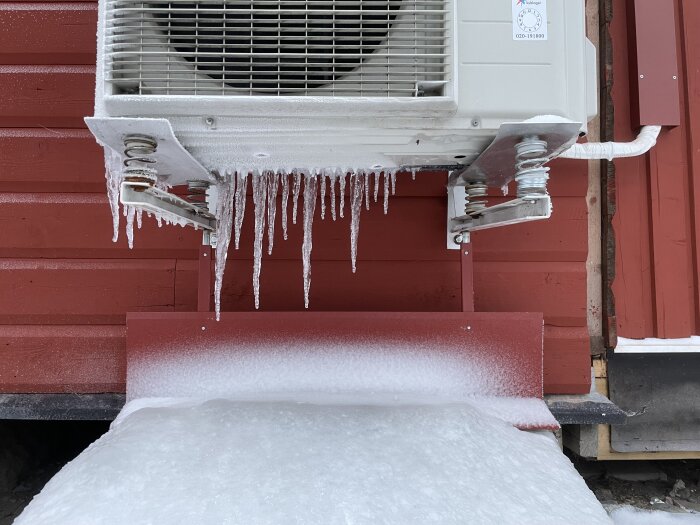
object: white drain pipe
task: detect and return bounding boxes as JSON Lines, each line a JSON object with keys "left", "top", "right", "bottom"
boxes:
{"left": 559, "top": 125, "right": 662, "bottom": 160}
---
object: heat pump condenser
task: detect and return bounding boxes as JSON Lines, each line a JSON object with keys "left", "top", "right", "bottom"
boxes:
{"left": 87, "top": 0, "right": 597, "bottom": 184}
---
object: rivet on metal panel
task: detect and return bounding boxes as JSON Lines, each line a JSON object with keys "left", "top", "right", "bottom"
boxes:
{"left": 201, "top": 326, "right": 206, "bottom": 331}
{"left": 640, "top": 74, "right": 645, "bottom": 79}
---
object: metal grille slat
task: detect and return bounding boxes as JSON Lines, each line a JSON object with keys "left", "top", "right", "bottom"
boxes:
{"left": 105, "top": 0, "right": 450, "bottom": 97}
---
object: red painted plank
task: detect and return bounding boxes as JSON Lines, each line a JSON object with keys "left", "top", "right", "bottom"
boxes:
{"left": 0, "top": 325, "right": 125, "bottom": 393}
{"left": 0, "top": 129, "right": 105, "bottom": 193}
{"left": 611, "top": 156, "right": 655, "bottom": 337}
{"left": 176, "top": 259, "right": 462, "bottom": 313}
{"left": 0, "top": 66, "right": 94, "bottom": 128}
{"left": 474, "top": 262, "right": 588, "bottom": 327}
{"left": 175, "top": 259, "right": 586, "bottom": 327}
{"left": 0, "top": 193, "right": 200, "bottom": 259}
{"left": 0, "top": 3, "right": 97, "bottom": 65}
{"left": 0, "top": 259, "right": 177, "bottom": 325}
{"left": 683, "top": 0, "right": 700, "bottom": 332}
{"left": 543, "top": 326, "right": 591, "bottom": 394}
{"left": 648, "top": 128, "right": 695, "bottom": 338}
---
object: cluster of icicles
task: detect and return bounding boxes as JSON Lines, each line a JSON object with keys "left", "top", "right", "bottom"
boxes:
{"left": 104, "top": 148, "right": 408, "bottom": 320}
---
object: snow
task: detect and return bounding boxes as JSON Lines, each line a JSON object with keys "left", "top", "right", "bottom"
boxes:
{"left": 616, "top": 336, "right": 700, "bottom": 354}
{"left": 14, "top": 399, "right": 611, "bottom": 525}
{"left": 126, "top": 338, "right": 524, "bottom": 401}
{"left": 609, "top": 506, "right": 700, "bottom": 524}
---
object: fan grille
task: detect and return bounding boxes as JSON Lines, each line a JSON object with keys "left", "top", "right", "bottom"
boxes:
{"left": 105, "top": 0, "right": 450, "bottom": 97}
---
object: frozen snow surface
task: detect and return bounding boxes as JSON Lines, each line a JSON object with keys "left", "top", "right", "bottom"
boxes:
{"left": 609, "top": 506, "right": 700, "bottom": 524}
{"left": 15, "top": 399, "right": 610, "bottom": 525}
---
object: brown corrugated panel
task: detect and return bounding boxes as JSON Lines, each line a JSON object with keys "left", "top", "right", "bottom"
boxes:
{"left": 0, "top": 2, "right": 591, "bottom": 394}
{"left": 611, "top": 0, "right": 700, "bottom": 340}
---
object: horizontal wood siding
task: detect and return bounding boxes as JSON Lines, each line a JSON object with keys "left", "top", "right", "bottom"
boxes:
{"left": 611, "top": 0, "right": 700, "bottom": 340}
{"left": 0, "top": 1, "right": 591, "bottom": 394}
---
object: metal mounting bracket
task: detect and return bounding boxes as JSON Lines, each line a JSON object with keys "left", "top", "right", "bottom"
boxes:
{"left": 449, "top": 195, "right": 552, "bottom": 236}
{"left": 120, "top": 181, "right": 216, "bottom": 232}
{"left": 448, "top": 120, "right": 582, "bottom": 187}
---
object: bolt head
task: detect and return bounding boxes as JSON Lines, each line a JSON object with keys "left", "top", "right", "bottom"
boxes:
{"left": 453, "top": 234, "right": 464, "bottom": 244}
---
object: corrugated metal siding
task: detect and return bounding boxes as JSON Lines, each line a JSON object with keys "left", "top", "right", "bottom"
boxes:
{"left": 0, "top": 1, "right": 591, "bottom": 394}
{"left": 611, "top": 0, "right": 700, "bottom": 340}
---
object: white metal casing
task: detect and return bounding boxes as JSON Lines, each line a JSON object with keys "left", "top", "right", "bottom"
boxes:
{"left": 89, "top": 0, "right": 597, "bottom": 181}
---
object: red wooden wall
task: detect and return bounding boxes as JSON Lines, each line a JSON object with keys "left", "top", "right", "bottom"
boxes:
{"left": 612, "top": 0, "right": 700, "bottom": 340}
{"left": 0, "top": 1, "right": 591, "bottom": 395}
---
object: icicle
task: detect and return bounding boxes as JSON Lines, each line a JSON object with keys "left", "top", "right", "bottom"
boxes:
{"left": 234, "top": 172, "right": 248, "bottom": 250}
{"left": 302, "top": 173, "right": 318, "bottom": 309}
{"left": 252, "top": 174, "right": 268, "bottom": 310}
{"left": 292, "top": 170, "right": 302, "bottom": 225}
{"left": 136, "top": 209, "right": 143, "bottom": 230}
{"left": 350, "top": 172, "right": 365, "bottom": 274}
{"left": 411, "top": 168, "right": 418, "bottom": 181}
{"left": 390, "top": 171, "right": 397, "bottom": 195}
{"left": 281, "top": 173, "right": 290, "bottom": 240}
{"left": 383, "top": 171, "right": 390, "bottom": 214}
{"left": 364, "top": 171, "right": 371, "bottom": 211}
{"left": 374, "top": 172, "right": 380, "bottom": 202}
{"left": 339, "top": 172, "right": 347, "bottom": 218}
{"left": 103, "top": 147, "right": 123, "bottom": 243}
{"left": 320, "top": 173, "right": 327, "bottom": 220}
{"left": 125, "top": 206, "right": 136, "bottom": 249}
{"left": 501, "top": 184, "right": 509, "bottom": 197}
{"left": 330, "top": 172, "right": 337, "bottom": 221}
{"left": 266, "top": 172, "right": 279, "bottom": 255}
{"left": 156, "top": 214, "right": 163, "bottom": 228}
{"left": 213, "top": 174, "right": 237, "bottom": 321}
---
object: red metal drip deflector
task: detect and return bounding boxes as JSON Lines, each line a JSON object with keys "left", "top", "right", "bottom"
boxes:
{"left": 126, "top": 311, "right": 556, "bottom": 431}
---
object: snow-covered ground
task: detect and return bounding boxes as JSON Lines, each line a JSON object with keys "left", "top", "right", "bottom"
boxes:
{"left": 15, "top": 399, "right": 612, "bottom": 525}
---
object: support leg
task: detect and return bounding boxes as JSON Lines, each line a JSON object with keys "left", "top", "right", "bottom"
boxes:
{"left": 460, "top": 234, "right": 475, "bottom": 313}
{"left": 197, "top": 245, "right": 212, "bottom": 312}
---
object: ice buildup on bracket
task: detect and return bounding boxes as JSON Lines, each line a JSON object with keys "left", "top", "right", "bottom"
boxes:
{"left": 100, "top": 153, "right": 403, "bottom": 316}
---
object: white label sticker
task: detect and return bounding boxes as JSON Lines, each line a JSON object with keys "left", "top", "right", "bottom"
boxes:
{"left": 513, "top": 0, "right": 548, "bottom": 41}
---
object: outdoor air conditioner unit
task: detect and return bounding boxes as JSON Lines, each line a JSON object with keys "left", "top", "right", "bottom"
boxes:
{"left": 86, "top": 0, "right": 597, "bottom": 248}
